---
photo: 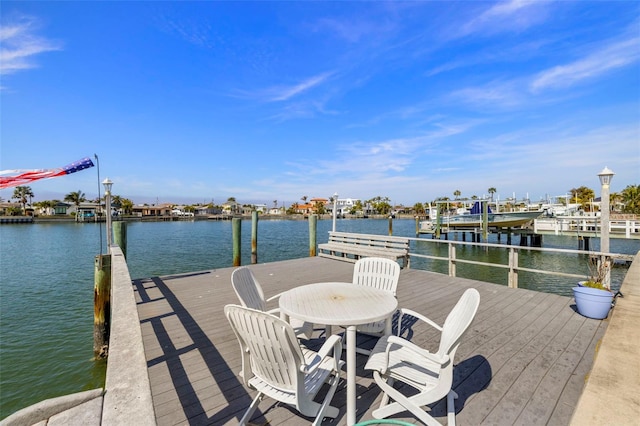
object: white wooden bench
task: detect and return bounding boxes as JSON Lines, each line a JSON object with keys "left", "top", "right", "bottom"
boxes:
{"left": 318, "top": 231, "right": 410, "bottom": 268}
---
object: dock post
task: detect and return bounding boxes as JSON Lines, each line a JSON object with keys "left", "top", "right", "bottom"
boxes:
{"left": 482, "top": 201, "right": 489, "bottom": 242}
{"left": 94, "top": 254, "right": 111, "bottom": 359}
{"left": 232, "top": 217, "right": 241, "bottom": 266}
{"left": 507, "top": 228, "right": 512, "bottom": 245}
{"left": 531, "top": 234, "right": 542, "bottom": 247}
{"left": 415, "top": 216, "right": 419, "bottom": 237}
{"left": 309, "top": 214, "right": 317, "bottom": 257}
{"left": 251, "top": 211, "right": 258, "bottom": 264}
{"left": 388, "top": 216, "right": 393, "bottom": 236}
{"left": 520, "top": 234, "right": 528, "bottom": 246}
{"left": 113, "top": 221, "right": 127, "bottom": 259}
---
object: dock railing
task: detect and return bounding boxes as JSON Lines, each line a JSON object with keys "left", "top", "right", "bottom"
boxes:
{"left": 534, "top": 216, "right": 640, "bottom": 238}
{"left": 406, "top": 236, "right": 635, "bottom": 289}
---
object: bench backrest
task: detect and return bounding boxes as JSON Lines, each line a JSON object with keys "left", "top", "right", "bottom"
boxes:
{"left": 328, "top": 231, "right": 409, "bottom": 250}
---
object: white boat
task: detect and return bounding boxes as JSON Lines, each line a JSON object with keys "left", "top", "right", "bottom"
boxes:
{"left": 420, "top": 202, "right": 542, "bottom": 232}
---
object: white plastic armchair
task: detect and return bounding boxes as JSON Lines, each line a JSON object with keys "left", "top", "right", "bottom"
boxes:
{"left": 348, "top": 257, "right": 401, "bottom": 355}
{"left": 225, "top": 304, "right": 344, "bottom": 426}
{"left": 231, "top": 266, "right": 313, "bottom": 339}
{"left": 364, "top": 288, "right": 480, "bottom": 426}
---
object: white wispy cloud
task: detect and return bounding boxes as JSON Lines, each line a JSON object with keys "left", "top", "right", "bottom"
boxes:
{"left": 530, "top": 34, "right": 640, "bottom": 92}
{"left": 267, "top": 72, "right": 334, "bottom": 102}
{"left": 0, "top": 16, "right": 61, "bottom": 76}
{"left": 449, "top": 79, "right": 525, "bottom": 109}
{"left": 458, "top": 0, "right": 550, "bottom": 38}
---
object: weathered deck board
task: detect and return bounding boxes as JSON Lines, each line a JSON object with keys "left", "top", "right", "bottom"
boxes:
{"left": 134, "top": 257, "right": 606, "bottom": 425}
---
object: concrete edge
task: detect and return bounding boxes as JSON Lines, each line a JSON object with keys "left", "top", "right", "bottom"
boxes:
{"left": 0, "top": 388, "right": 103, "bottom": 426}
{"left": 101, "top": 245, "right": 155, "bottom": 425}
{"left": 570, "top": 249, "right": 640, "bottom": 424}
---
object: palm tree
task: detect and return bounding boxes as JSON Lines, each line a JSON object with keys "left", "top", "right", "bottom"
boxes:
{"left": 65, "top": 190, "right": 86, "bottom": 221}
{"left": 301, "top": 195, "right": 308, "bottom": 204}
{"left": 33, "top": 200, "right": 56, "bottom": 215}
{"left": 120, "top": 198, "right": 134, "bottom": 215}
{"left": 453, "top": 190, "right": 461, "bottom": 200}
{"left": 569, "top": 186, "right": 595, "bottom": 211}
{"left": 488, "top": 187, "right": 497, "bottom": 202}
{"left": 12, "top": 186, "right": 34, "bottom": 215}
{"left": 621, "top": 184, "right": 640, "bottom": 214}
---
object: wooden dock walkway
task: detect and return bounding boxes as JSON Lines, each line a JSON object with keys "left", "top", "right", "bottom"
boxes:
{"left": 134, "top": 257, "right": 606, "bottom": 425}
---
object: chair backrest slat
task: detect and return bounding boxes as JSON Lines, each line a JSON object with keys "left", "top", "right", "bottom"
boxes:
{"left": 352, "top": 257, "right": 401, "bottom": 295}
{"left": 232, "top": 267, "right": 267, "bottom": 311}
{"left": 438, "top": 288, "right": 480, "bottom": 359}
{"left": 225, "top": 305, "right": 303, "bottom": 391}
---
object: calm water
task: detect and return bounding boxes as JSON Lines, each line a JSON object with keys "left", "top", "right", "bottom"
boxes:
{"left": 1, "top": 218, "right": 638, "bottom": 419}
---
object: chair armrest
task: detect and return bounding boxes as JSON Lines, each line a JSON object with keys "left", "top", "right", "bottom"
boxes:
{"left": 398, "top": 308, "right": 443, "bottom": 335}
{"left": 380, "top": 336, "right": 449, "bottom": 374}
{"left": 266, "top": 307, "right": 280, "bottom": 316}
{"left": 265, "top": 292, "right": 282, "bottom": 303}
{"left": 302, "top": 335, "right": 343, "bottom": 374}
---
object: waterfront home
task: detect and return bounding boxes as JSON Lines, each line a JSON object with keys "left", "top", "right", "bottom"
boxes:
{"left": 131, "top": 203, "right": 173, "bottom": 218}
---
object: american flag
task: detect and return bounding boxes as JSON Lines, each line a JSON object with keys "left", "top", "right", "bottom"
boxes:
{"left": 0, "top": 157, "right": 95, "bottom": 189}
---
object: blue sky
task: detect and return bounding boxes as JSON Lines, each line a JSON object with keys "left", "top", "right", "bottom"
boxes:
{"left": 1, "top": 1, "right": 639, "bottom": 207}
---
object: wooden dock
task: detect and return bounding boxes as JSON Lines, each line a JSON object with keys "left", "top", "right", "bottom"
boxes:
{"left": 134, "top": 257, "right": 606, "bottom": 425}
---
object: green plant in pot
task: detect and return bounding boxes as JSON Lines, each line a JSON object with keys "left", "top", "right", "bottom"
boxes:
{"left": 573, "top": 255, "right": 614, "bottom": 319}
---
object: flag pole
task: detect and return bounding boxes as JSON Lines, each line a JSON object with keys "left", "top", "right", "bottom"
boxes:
{"left": 95, "top": 154, "right": 103, "bottom": 254}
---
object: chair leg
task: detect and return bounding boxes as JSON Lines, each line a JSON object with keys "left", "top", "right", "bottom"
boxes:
{"left": 372, "top": 372, "right": 441, "bottom": 426}
{"left": 378, "top": 377, "right": 394, "bottom": 409}
{"left": 447, "top": 390, "right": 458, "bottom": 426}
{"left": 239, "top": 392, "right": 263, "bottom": 426}
{"left": 312, "top": 372, "right": 341, "bottom": 425}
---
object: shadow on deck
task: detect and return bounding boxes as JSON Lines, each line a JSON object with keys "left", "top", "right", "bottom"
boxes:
{"left": 135, "top": 257, "right": 607, "bottom": 425}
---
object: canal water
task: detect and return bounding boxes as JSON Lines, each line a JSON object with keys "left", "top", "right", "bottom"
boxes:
{"left": 1, "top": 218, "right": 638, "bottom": 419}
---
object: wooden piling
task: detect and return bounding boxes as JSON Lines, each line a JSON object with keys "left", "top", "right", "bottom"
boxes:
{"left": 94, "top": 254, "right": 111, "bottom": 359}
{"left": 113, "top": 221, "right": 127, "bottom": 259}
{"left": 232, "top": 218, "right": 241, "bottom": 266}
{"left": 309, "top": 214, "right": 317, "bottom": 257}
{"left": 388, "top": 216, "right": 393, "bottom": 235}
{"left": 482, "top": 201, "right": 488, "bottom": 242}
{"left": 251, "top": 211, "right": 258, "bottom": 264}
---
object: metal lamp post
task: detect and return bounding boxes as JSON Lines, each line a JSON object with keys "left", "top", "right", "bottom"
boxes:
{"left": 332, "top": 192, "right": 338, "bottom": 232}
{"left": 597, "top": 167, "right": 614, "bottom": 254}
{"left": 598, "top": 167, "right": 614, "bottom": 290}
{"left": 102, "top": 178, "right": 113, "bottom": 248}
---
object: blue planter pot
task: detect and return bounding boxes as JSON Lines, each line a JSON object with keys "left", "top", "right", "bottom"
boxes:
{"left": 572, "top": 286, "right": 613, "bottom": 319}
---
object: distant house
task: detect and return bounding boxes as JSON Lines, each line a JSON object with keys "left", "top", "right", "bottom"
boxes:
{"left": 293, "top": 203, "right": 313, "bottom": 214}
{"left": 68, "top": 202, "right": 101, "bottom": 220}
{"left": 195, "top": 206, "right": 222, "bottom": 216}
{"left": 0, "top": 202, "right": 14, "bottom": 215}
{"left": 331, "top": 198, "right": 359, "bottom": 216}
{"left": 54, "top": 202, "right": 72, "bottom": 215}
{"left": 254, "top": 204, "right": 267, "bottom": 213}
{"left": 132, "top": 203, "right": 173, "bottom": 217}
{"left": 222, "top": 200, "right": 241, "bottom": 215}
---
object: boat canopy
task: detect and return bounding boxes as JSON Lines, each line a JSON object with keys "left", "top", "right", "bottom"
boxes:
{"left": 470, "top": 201, "right": 492, "bottom": 214}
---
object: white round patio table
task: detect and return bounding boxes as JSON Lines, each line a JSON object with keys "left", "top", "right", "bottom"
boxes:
{"left": 279, "top": 282, "right": 398, "bottom": 426}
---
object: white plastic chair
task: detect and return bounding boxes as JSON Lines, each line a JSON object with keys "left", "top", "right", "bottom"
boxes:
{"left": 348, "top": 257, "right": 401, "bottom": 355}
{"left": 364, "top": 288, "right": 480, "bottom": 426}
{"left": 231, "top": 266, "right": 313, "bottom": 339}
{"left": 225, "top": 304, "right": 344, "bottom": 426}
